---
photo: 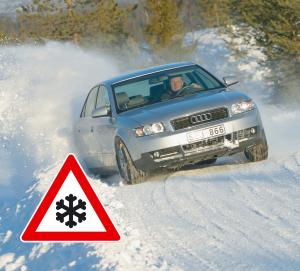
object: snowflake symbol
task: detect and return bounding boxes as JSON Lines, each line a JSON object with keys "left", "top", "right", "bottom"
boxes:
{"left": 56, "top": 194, "right": 86, "bottom": 228}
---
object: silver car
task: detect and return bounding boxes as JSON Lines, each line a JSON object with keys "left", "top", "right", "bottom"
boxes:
{"left": 74, "top": 62, "right": 268, "bottom": 184}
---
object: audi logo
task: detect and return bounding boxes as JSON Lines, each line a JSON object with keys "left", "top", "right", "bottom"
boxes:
{"left": 190, "top": 113, "right": 213, "bottom": 124}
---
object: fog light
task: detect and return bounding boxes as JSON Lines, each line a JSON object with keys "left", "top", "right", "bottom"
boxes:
{"left": 153, "top": 151, "right": 160, "bottom": 158}
{"left": 250, "top": 128, "right": 256, "bottom": 134}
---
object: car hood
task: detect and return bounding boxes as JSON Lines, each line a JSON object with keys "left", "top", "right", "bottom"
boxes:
{"left": 118, "top": 89, "right": 250, "bottom": 126}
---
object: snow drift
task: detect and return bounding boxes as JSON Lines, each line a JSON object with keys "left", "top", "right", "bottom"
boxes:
{"left": 0, "top": 42, "right": 119, "bottom": 199}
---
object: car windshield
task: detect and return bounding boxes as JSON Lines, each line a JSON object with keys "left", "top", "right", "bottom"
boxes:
{"left": 113, "top": 65, "right": 224, "bottom": 113}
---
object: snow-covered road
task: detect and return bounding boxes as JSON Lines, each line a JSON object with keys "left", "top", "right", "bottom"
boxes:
{"left": 1, "top": 152, "right": 299, "bottom": 270}
{"left": 0, "top": 36, "right": 299, "bottom": 270}
{"left": 117, "top": 155, "right": 300, "bottom": 270}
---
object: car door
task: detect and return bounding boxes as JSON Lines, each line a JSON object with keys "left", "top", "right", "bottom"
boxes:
{"left": 75, "top": 85, "right": 102, "bottom": 169}
{"left": 92, "top": 85, "right": 116, "bottom": 169}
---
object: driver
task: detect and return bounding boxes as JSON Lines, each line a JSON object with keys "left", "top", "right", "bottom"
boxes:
{"left": 161, "top": 76, "right": 202, "bottom": 100}
{"left": 170, "top": 76, "right": 184, "bottom": 94}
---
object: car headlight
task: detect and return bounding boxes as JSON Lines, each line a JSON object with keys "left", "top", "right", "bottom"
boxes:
{"left": 231, "top": 100, "right": 255, "bottom": 115}
{"left": 134, "top": 122, "right": 165, "bottom": 137}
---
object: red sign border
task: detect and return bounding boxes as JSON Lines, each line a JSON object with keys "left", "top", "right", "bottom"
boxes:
{"left": 21, "top": 154, "right": 120, "bottom": 242}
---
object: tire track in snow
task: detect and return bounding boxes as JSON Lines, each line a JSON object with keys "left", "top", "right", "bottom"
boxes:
{"left": 118, "top": 174, "right": 217, "bottom": 270}
{"left": 187, "top": 163, "right": 299, "bottom": 270}
{"left": 117, "top": 158, "right": 300, "bottom": 271}
{"left": 163, "top": 173, "right": 245, "bottom": 270}
{"left": 162, "top": 177, "right": 222, "bottom": 271}
{"left": 231, "top": 165, "right": 300, "bottom": 257}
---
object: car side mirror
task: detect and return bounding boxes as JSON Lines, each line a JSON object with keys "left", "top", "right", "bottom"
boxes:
{"left": 223, "top": 76, "right": 239, "bottom": 87}
{"left": 92, "top": 106, "right": 109, "bottom": 118}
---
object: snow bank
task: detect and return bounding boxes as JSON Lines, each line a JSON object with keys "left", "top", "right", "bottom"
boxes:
{"left": 0, "top": 42, "right": 119, "bottom": 199}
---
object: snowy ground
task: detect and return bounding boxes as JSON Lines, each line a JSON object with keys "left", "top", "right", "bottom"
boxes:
{"left": 118, "top": 155, "right": 300, "bottom": 270}
{"left": 0, "top": 31, "right": 300, "bottom": 270}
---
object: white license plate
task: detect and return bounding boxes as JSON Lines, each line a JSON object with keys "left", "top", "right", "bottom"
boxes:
{"left": 186, "top": 124, "right": 226, "bottom": 143}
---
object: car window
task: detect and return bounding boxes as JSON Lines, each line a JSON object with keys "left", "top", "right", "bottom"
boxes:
{"left": 182, "top": 73, "right": 192, "bottom": 85}
{"left": 194, "top": 69, "right": 220, "bottom": 89}
{"left": 116, "top": 80, "right": 150, "bottom": 98}
{"left": 83, "top": 85, "right": 99, "bottom": 117}
{"left": 96, "top": 86, "right": 111, "bottom": 111}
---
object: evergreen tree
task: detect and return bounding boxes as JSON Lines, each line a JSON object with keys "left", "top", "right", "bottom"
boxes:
{"left": 197, "top": 0, "right": 231, "bottom": 28}
{"left": 17, "top": 0, "right": 80, "bottom": 42}
{"left": 0, "top": 31, "right": 6, "bottom": 43}
{"left": 0, "top": 17, "right": 17, "bottom": 44}
{"left": 145, "top": 0, "right": 183, "bottom": 48}
{"left": 16, "top": 0, "right": 132, "bottom": 45}
{"left": 84, "top": 0, "right": 129, "bottom": 45}
{"left": 176, "top": 0, "right": 231, "bottom": 31}
{"left": 231, "top": 0, "right": 300, "bottom": 60}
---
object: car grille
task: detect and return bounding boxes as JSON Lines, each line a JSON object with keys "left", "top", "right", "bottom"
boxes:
{"left": 182, "top": 136, "right": 225, "bottom": 152}
{"left": 171, "top": 107, "right": 228, "bottom": 130}
{"left": 150, "top": 146, "right": 181, "bottom": 158}
{"left": 233, "top": 126, "right": 257, "bottom": 141}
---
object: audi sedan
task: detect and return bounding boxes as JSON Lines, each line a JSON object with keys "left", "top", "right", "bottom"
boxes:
{"left": 74, "top": 62, "right": 268, "bottom": 184}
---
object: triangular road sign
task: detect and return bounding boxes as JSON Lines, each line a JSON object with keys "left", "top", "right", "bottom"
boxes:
{"left": 21, "top": 154, "right": 120, "bottom": 242}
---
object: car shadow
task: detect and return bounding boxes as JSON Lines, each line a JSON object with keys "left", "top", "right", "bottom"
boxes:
{"left": 181, "top": 153, "right": 248, "bottom": 171}
{"left": 87, "top": 153, "right": 250, "bottom": 186}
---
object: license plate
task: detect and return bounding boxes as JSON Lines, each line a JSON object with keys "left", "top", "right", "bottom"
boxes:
{"left": 186, "top": 124, "right": 226, "bottom": 143}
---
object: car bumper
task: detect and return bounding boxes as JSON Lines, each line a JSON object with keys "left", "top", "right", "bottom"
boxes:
{"left": 127, "top": 109, "right": 264, "bottom": 171}
{"left": 134, "top": 133, "right": 263, "bottom": 171}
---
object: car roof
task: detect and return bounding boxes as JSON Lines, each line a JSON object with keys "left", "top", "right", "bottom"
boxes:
{"left": 102, "top": 61, "right": 197, "bottom": 86}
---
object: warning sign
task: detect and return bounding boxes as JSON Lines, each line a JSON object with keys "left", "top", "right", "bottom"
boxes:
{"left": 21, "top": 154, "right": 120, "bottom": 242}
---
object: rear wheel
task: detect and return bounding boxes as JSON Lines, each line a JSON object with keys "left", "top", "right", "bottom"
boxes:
{"left": 115, "top": 139, "right": 147, "bottom": 184}
{"left": 244, "top": 131, "right": 268, "bottom": 162}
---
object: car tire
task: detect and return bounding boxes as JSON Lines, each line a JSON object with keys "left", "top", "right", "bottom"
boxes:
{"left": 115, "top": 139, "right": 147, "bottom": 184}
{"left": 244, "top": 130, "right": 268, "bottom": 162}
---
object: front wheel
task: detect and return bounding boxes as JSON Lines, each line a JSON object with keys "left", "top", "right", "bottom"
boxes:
{"left": 115, "top": 139, "right": 147, "bottom": 184}
{"left": 244, "top": 130, "right": 268, "bottom": 162}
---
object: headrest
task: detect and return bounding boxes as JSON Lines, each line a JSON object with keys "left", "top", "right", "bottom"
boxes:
{"left": 150, "top": 84, "right": 164, "bottom": 92}
{"left": 116, "top": 92, "right": 129, "bottom": 106}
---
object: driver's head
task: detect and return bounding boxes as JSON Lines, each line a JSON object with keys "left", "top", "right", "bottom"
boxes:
{"left": 169, "top": 76, "right": 183, "bottom": 92}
